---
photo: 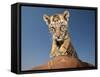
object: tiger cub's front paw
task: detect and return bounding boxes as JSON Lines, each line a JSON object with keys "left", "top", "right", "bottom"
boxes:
{"left": 50, "top": 52, "right": 56, "bottom": 58}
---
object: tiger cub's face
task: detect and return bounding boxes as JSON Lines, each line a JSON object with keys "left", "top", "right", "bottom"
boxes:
{"left": 43, "top": 10, "right": 70, "bottom": 41}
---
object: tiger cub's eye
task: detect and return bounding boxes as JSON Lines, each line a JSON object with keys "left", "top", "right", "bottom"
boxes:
{"left": 60, "top": 25, "right": 65, "bottom": 31}
{"left": 61, "top": 21, "right": 64, "bottom": 24}
{"left": 49, "top": 27, "right": 55, "bottom": 32}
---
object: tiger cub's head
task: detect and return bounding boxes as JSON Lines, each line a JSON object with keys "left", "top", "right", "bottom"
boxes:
{"left": 43, "top": 10, "right": 70, "bottom": 41}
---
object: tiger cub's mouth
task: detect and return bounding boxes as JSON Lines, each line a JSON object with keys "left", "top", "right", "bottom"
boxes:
{"left": 56, "top": 38, "right": 63, "bottom": 41}
{"left": 55, "top": 40, "right": 64, "bottom": 48}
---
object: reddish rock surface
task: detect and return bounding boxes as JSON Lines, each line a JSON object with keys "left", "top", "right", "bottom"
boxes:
{"left": 32, "top": 56, "right": 94, "bottom": 70}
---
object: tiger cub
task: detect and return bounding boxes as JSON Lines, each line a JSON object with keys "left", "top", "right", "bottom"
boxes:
{"left": 43, "top": 10, "right": 78, "bottom": 58}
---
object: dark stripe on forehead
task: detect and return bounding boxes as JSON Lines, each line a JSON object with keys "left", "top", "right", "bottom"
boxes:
{"left": 52, "top": 15, "right": 60, "bottom": 22}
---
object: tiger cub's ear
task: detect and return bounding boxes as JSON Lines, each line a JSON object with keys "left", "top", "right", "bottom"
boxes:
{"left": 63, "top": 10, "right": 70, "bottom": 21}
{"left": 43, "top": 14, "right": 50, "bottom": 25}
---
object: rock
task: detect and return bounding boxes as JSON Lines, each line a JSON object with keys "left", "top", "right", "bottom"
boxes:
{"left": 32, "top": 56, "right": 94, "bottom": 70}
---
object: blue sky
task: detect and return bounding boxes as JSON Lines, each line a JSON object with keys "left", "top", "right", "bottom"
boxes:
{"left": 21, "top": 6, "right": 96, "bottom": 71}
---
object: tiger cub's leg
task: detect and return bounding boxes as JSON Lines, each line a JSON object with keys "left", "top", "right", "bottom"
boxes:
{"left": 59, "top": 38, "right": 70, "bottom": 55}
{"left": 50, "top": 40, "right": 58, "bottom": 57}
